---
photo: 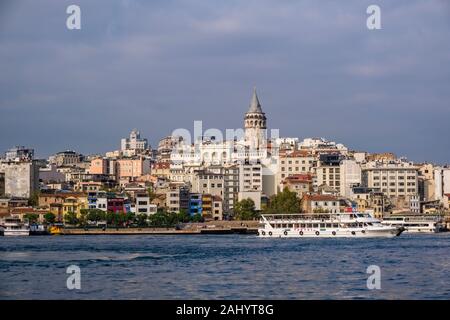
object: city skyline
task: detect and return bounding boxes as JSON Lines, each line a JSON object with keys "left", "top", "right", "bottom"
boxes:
{"left": 1, "top": 0, "right": 450, "bottom": 163}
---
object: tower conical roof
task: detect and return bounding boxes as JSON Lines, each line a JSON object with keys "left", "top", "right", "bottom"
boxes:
{"left": 247, "top": 87, "right": 263, "bottom": 114}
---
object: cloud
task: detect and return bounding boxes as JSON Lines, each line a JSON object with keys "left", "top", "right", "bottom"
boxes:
{"left": 0, "top": 0, "right": 449, "bottom": 164}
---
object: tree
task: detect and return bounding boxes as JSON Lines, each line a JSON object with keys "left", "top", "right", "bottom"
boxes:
{"left": 44, "top": 212, "right": 56, "bottom": 224}
{"left": 24, "top": 213, "right": 39, "bottom": 224}
{"left": 147, "top": 187, "right": 157, "bottom": 202}
{"left": 265, "top": 187, "right": 300, "bottom": 214}
{"left": 136, "top": 214, "right": 148, "bottom": 227}
{"left": 177, "top": 209, "right": 191, "bottom": 223}
{"left": 234, "top": 198, "right": 258, "bottom": 220}
{"left": 191, "top": 213, "right": 204, "bottom": 223}
{"left": 64, "top": 212, "right": 79, "bottom": 226}
{"left": 28, "top": 190, "right": 40, "bottom": 207}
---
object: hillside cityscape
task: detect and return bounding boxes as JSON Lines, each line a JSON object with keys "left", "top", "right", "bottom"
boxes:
{"left": 1, "top": 89, "right": 449, "bottom": 229}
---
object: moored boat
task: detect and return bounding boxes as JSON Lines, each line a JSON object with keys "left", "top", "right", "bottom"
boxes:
{"left": 1, "top": 218, "right": 30, "bottom": 236}
{"left": 381, "top": 215, "right": 445, "bottom": 233}
{"left": 258, "top": 212, "right": 403, "bottom": 238}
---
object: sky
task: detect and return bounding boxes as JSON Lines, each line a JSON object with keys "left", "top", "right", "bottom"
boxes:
{"left": 1, "top": 0, "right": 450, "bottom": 164}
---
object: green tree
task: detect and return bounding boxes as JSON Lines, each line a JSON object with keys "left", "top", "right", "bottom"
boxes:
{"left": 177, "top": 209, "right": 191, "bottom": 223}
{"left": 44, "top": 212, "right": 56, "bottom": 224}
{"left": 234, "top": 198, "right": 258, "bottom": 220}
{"left": 148, "top": 212, "right": 169, "bottom": 227}
{"left": 147, "top": 187, "right": 157, "bottom": 202}
{"left": 28, "top": 190, "right": 40, "bottom": 207}
{"left": 64, "top": 212, "right": 79, "bottom": 225}
{"left": 265, "top": 187, "right": 300, "bottom": 214}
{"left": 191, "top": 213, "right": 204, "bottom": 223}
{"left": 24, "top": 213, "right": 39, "bottom": 224}
{"left": 135, "top": 214, "right": 148, "bottom": 227}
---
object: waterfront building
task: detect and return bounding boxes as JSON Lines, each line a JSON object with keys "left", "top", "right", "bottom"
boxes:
{"left": 132, "top": 192, "right": 157, "bottom": 215}
{"left": 212, "top": 195, "right": 223, "bottom": 220}
{"left": 62, "top": 196, "right": 88, "bottom": 216}
{"left": 362, "top": 160, "right": 419, "bottom": 209}
{"left": 189, "top": 193, "right": 202, "bottom": 216}
{"left": 350, "top": 186, "right": 387, "bottom": 218}
{"left": 166, "top": 183, "right": 190, "bottom": 213}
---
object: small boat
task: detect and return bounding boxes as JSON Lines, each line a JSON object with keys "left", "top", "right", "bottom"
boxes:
{"left": 2, "top": 218, "right": 30, "bottom": 236}
{"left": 49, "top": 223, "right": 64, "bottom": 235}
{"left": 258, "top": 212, "right": 404, "bottom": 238}
{"left": 381, "top": 215, "right": 445, "bottom": 233}
{"left": 29, "top": 224, "right": 49, "bottom": 235}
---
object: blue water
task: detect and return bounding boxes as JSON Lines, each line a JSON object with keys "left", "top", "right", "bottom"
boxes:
{"left": 1, "top": 233, "right": 450, "bottom": 299}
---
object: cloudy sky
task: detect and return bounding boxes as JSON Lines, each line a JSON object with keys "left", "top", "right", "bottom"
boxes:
{"left": 1, "top": 0, "right": 449, "bottom": 163}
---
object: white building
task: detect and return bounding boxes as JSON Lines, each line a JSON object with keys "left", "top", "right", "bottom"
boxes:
{"left": 133, "top": 193, "right": 157, "bottom": 215}
{"left": 121, "top": 129, "right": 149, "bottom": 155}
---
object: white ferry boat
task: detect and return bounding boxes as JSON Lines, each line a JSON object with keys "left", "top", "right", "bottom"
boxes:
{"left": 381, "top": 215, "right": 445, "bottom": 233}
{"left": 1, "top": 218, "right": 30, "bottom": 236}
{"left": 258, "top": 212, "right": 404, "bottom": 238}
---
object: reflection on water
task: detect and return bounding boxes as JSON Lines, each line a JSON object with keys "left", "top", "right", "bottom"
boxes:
{"left": 1, "top": 234, "right": 450, "bottom": 299}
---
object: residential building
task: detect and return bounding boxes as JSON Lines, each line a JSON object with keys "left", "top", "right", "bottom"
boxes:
{"left": 212, "top": 195, "right": 223, "bottom": 220}
{"left": 316, "top": 154, "right": 343, "bottom": 194}
{"left": 166, "top": 184, "right": 189, "bottom": 213}
{"left": 89, "top": 157, "right": 109, "bottom": 175}
{"left": 277, "top": 150, "right": 315, "bottom": 190}
{"left": 116, "top": 157, "right": 150, "bottom": 181}
{"left": 281, "top": 174, "right": 313, "bottom": 198}
{"left": 301, "top": 194, "right": 340, "bottom": 213}
{"left": 121, "top": 129, "right": 149, "bottom": 156}
{"left": 50, "top": 150, "right": 83, "bottom": 167}
{"left": 132, "top": 193, "right": 157, "bottom": 215}
{"left": 189, "top": 193, "right": 202, "bottom": 216}
{"left": 362, "top": 160, "right": 419, "bottom": 205}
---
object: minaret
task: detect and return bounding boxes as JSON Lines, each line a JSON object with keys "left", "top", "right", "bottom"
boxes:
{"left": 244, "top": 87, "right": 267, "bottom": 150}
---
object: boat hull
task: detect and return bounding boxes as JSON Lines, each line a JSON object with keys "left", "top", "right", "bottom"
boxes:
{"left": 258, "top": 227, "right": 401, "bottom": 238}
{"left": 3, "top": 230, "right": 30, "bottom": 236}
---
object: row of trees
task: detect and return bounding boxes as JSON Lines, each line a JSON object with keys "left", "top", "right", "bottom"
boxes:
{"left": 24, "top": 188, "right": 300, "bottom": 225}
{"left": 24, "top": 212, "right": 56, "bottom": 224}
{"left": 63, "top": 208, "right": 203, "bottom": 228}
{"left": 233, "top": 187, "right": 301, "bottom": 220}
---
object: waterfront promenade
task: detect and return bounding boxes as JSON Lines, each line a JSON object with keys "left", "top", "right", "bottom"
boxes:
{"left": 58, "top": 220, "right": 259, "bottom": 235}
